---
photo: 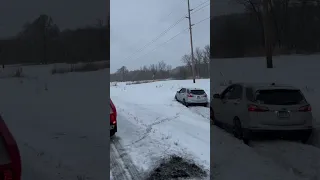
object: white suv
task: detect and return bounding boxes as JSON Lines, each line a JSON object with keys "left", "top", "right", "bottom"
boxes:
{"left": 175, "top": 87, "right": 208, "bottom": 107}
{"left": 211, "top": 83, "right": 314, "bottom": 144}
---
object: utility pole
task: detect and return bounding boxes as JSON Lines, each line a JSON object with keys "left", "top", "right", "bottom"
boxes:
{"left": 262, "top": 0, "right": 273, "bottom": 68}
{"left": 186, "top": 0, "right": 196, "bottom": 83}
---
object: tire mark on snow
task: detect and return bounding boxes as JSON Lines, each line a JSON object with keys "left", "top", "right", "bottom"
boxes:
{"left": 126, "top": 114, "right": 180, "bottom": 146}
{"left": 189, "top": 107, "right": 210, "bottom": 120}
{"left": 110, "top": 143, "right": 131, "bottom": 180}
{"left": 110, "top": 137, "right": 142, "bottom": 180}
{"left": 250, "top": 141, "right": 320, "bottom": 180}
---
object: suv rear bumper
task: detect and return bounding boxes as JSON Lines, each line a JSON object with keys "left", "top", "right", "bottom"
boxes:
{"left": 243, "top": 128, "right": 313, "bottom": 140}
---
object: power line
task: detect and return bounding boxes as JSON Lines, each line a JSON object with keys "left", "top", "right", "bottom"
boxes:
{"left": 194, "top": 16, "right": 210, "bottom": 25}
{"left": 190, "top": 0, "right": 210, "bottom": 10}
{"left": 163, "top": 0, "right": 185, "bottom": 20}
{"left": 129, "top": 28, "right": 189, "bottom": 63}
{"left": 122, "top": 1, "right": 210, "bottom": 63}
{"left": 129, "top": 16, "right": 209, "bottom": 66}
{"left": 191, "top": 3, "right": 211, "bottom": 15}
{"left": 122, "top": 16, "right": 186, "bottom": 62}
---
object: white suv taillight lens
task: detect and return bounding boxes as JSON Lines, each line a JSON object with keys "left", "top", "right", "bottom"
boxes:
{"left": 3, "top": 169, "right": 13, "bottom": 180}
{"left": 298, "top": 105, "right": 312, "bottom": 112}
{"left": 248, "top": 104, "right": 269, "bottom": 112}
{"left": 110, "top": 106, "right": 113, "bottom": 114}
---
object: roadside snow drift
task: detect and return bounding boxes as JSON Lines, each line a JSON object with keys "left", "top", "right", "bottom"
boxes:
{"left": 0, "top": 65, "right": 109, "bottom": 180}
{"left": 110, "top": 79, "right": 210, "bottom": 178}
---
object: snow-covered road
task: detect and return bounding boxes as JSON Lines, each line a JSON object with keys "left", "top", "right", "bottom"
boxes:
{"left": 110, "top": 79, "right": 211, "bottom": 179}
{"left": 0, "top": 65, "right": 109, "bottom": 180}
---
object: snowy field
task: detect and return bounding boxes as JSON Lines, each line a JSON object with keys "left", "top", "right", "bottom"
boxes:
{"left": 0, "top": 64, "right": 109, "bottom": 179}
{"left": 211, "top": 55, "right": 320, "bottom": 180}
{"left": 110, "top": 79, "right": 210, "bottom": 179}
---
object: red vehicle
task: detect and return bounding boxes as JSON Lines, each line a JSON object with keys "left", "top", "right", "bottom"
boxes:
{"left": 110, "top": 99, "right": 117, "bottom": 136}
{"left": 0, "top": 115, "right": 21, "bottom": 180}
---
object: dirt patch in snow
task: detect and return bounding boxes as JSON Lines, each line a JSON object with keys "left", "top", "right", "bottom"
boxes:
{"left": 145, "top": 155, "right": 207, "bottom": 180}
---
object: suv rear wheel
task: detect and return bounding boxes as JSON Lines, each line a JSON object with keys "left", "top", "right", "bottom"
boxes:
{"left": 233, "top": 118, "right": 249, "bottom": 144}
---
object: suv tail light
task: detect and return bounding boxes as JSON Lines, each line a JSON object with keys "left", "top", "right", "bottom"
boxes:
{"left": 187, "top": 94, "right": 193, "bottom": 97}
{"left": 0, "top": 116, "right": 21, "bottom": 180}
{"left": 298, "top": 105, "right": 312, "bottom": 112}
{"left": 110, "top": 106, "right": 113, "bottom": 114}
{"left": 110, "top": 114, "right": 116, "bottom": 124}
{"left": 110, "top": 100, "right": 117, "bottom": 125}
{"left": 248, "top": 104, "right": 269, "bottom": 112}
{"left": 203, "top": 94, "right": 207, "bottom": 97}
{"left": 1, "top": 169, "right": 13, "bottom": 180}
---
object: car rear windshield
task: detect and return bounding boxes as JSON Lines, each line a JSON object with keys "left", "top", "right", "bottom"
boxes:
{"left": 255, "top": 89, "right": 305, "bottom": 105}
{"left": 190, "top": 90, "right": 205, "bottom": 95}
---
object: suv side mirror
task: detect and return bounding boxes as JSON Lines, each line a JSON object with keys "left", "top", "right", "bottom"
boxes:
{"left": 213, "top": 94, "right": 220, "bottom": 99}
{"left": 177, "top": 91, "right": 180, "bottom": 93}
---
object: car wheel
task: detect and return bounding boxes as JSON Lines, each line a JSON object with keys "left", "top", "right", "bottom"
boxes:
{"left": 110, "top": 130, "right": 116, "bottom": 137}
{"left": 183, "top": 99, "right": 189, "bottom": 107}
{"left": 210, "top": 108, "right": 215, "bottom": 125}
{"left": 301, "top": 130, "right": 312, "bottom": 144}
{"left": 233, "top": 118, "right": 249, "bottom": 144}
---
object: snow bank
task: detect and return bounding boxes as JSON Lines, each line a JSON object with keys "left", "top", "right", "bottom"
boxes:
{"left": 0, "top": 65, "right": 109, "bottom": 179}
{"left": 110, "top": 79, "right": 210, "bottom": 174}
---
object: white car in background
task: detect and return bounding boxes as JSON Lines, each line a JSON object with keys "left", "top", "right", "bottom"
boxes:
{"left": 175, "top": 87, "right": 208, "bottom": 107}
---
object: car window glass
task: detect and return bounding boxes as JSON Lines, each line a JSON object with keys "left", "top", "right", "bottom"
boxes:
{"left": 229, "top": 85, "right": 242, "bottom": 99}
{"left": 181, "top": 88, "right": 186, "bottom": 93}
{"left": 190, "top": 90, "right": 205, "bottom": 95}
{"left": 255, "top": 89, "right": 305, "bottom": 105}
{"left": 221, "top": 86, "right": 234, "bottom": 99}
{"left": 246, "top": 87, "right": 254, "bottom": 101}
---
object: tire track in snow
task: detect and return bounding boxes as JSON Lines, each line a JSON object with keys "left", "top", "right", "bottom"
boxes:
{"left": 250, "top": 141, "right": 320, "bottom": 180}
{"left": 214, "top": 123, "right": 320, "bottom": 179}
{"left": 189, "top": 106, "right": 210, "bottom": 120}
{"left": 110, "top": 136, "right": 142, "bottom": 180}
{"left": 126, "top": 114, "right": 180, "bottom": 146}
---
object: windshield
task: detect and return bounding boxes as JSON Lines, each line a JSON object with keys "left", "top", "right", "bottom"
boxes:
{"left": 255, "top": 89, "right": 305, "bottom": 105}
{"left": 190, "top": 90, "right": 205, "bottom": 95}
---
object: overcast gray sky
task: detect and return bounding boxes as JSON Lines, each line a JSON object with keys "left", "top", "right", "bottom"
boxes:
{"left": 0, "top": 0, "right": 108, "bottom": 38}
{"left": 110, "top": 0, "right": 210, "bottom": 73}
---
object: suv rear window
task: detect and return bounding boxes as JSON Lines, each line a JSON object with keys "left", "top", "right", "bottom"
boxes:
{"left": 190, "top": 90, "right": 205, "bottom": 95}
{"left": 255, "top": 89, "right": 305, "bottom": 105}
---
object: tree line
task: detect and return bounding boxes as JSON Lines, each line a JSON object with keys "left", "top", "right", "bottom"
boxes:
{"left": 211, "top": 0, "right": 320, "bottom": 58}
{"left": 0, "top": 14, "right": 110, "bottom": 66}
{"left": 110, "top": 45, "right": 210, "bottom": 82}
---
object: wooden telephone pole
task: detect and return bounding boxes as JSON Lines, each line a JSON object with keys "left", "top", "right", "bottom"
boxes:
{"left": 262, "top": 0, "right": 273, "bottom": 68}
{"left": 187, "top": 0, "right": 196, "bottom": 83}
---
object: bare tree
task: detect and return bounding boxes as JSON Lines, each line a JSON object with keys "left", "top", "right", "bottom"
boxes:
{"left": 117, "top": 66, "right": 129, "bottom": 81}
{"left": 194, "top": 47, "right": 203, "bottom": 77}
{"left": 203, "top": 45, "right": 210, "bottom": 77}
{"left": 181, "top": 54, "right": 192, "bottom": 72}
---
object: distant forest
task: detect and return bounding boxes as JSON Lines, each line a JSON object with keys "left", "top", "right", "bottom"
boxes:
{"left": 110, "top": 45, "right": 210, "bottom": 82}
{"left": 211, "top": 0, "right": 320, "bottom": 58}
{"left": 0, "top": 14, "right": 109, "bottom": 65}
